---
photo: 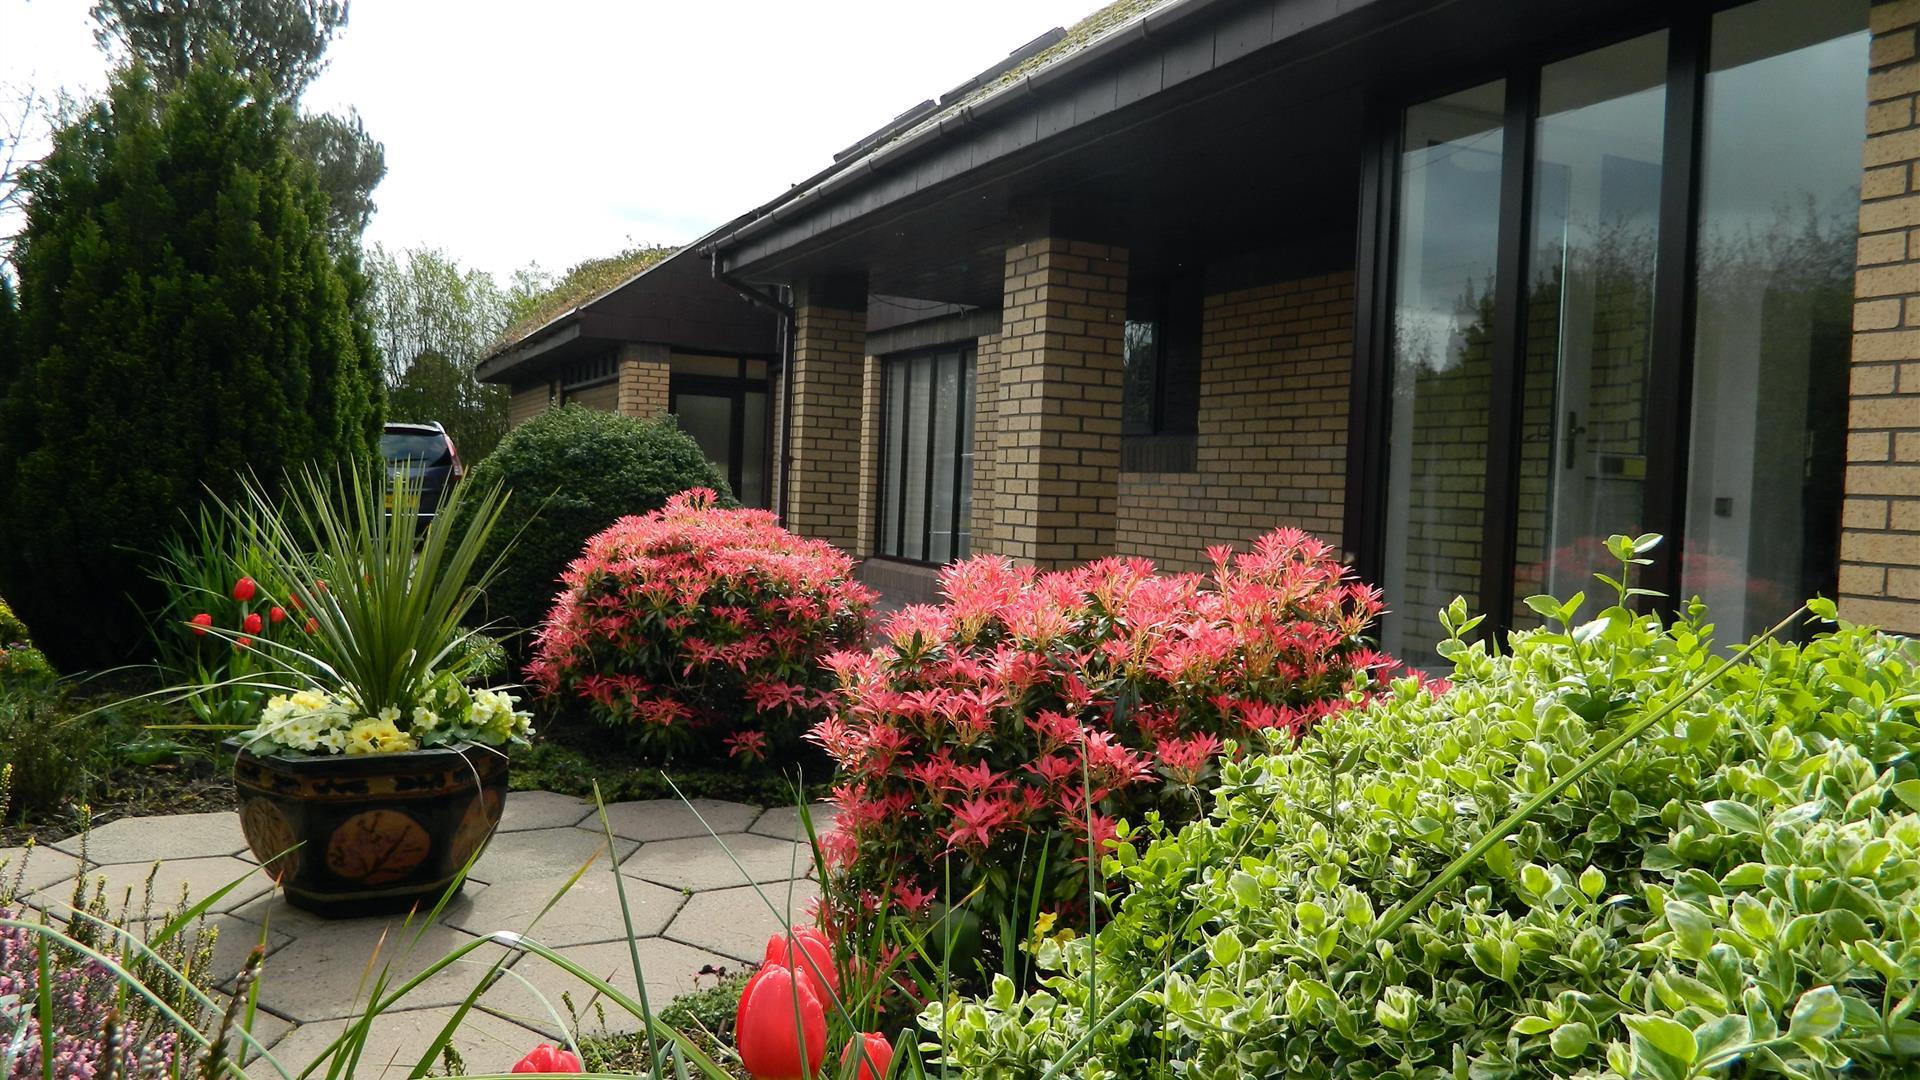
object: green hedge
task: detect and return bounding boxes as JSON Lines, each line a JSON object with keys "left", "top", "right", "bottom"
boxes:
{"left": 458, "top": 405, "right": 731, "bottom": 649}
{"left": 927, "top": 569, "right": 1920, "bottom": 1078}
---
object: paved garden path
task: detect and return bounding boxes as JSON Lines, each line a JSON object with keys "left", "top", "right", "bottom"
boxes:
{"left": 6, "top": 791, "right": 833, "bottom": 1077}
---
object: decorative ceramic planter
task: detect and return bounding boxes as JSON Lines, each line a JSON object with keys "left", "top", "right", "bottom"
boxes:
{"left": 229, "top": 740, "right": 508, "bottom": 918}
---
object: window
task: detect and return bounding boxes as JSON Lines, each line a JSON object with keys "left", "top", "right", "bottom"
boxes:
{"left": 668, "top": 356, "right": 773, "bottom": 509}
{"left": 1372, "top": 0, "right": 1866, "bottom": 661}
{"left": 877, "top": 347, "right": 974, "bottom": 563}
{"left": 1122, "top": 275, "right": 1202, "bottom": 470}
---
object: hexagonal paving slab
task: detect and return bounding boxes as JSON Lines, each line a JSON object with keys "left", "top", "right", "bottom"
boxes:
{"left": 54, "top": 811, "right": 248, "bottom": 865}
{"left": 622, "top": 832, "right": 811, "bottom": 892}
{"left": 262, "top": 1004, "right": 545, "bottom": 1078}
{"left": 584, "top": 798, "right": 762, "bottom": 842}
{"left": 469, "top": 827, "right": 637, "bottom": 885}
{"left": 1, "top": 843, "right": 81, "bottom": 897}
{"left": 249, "top": 913, "right": 513, "bottom": 1023}
{"left": 38, "top": 856, "right": 273, "bottom": 919}
{"left": 443, "top": 868, "right": 685, "bottom": 947}
{"left": 477, "top": 936, "right": 737, "bottom": 1038}
{"left": 665, "top": 878, "right": 822, "bottom": 963}
{"left": 747, "top": 803, "right": 839, "bottom": 843}
{"left": 497, "top": 790, "right": 594, "bottom": 833}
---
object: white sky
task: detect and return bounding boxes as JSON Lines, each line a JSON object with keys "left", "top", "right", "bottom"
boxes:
{"left": 2, "top": 0, "right": 1098, "bottom": 279}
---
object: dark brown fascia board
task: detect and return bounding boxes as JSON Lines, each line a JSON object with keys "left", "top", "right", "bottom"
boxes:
{"left": 707, "top": 0, "right": 1370, "bottom": 271}
{"left": 474, "top": 321, "right": 585, "bottom": 384}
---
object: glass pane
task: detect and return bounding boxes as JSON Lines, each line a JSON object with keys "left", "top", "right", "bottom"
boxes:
{"left": 741, "top": 390, "right": 769, "bottom": 509}
{"left": 1122, "top": 318, "right": 1160, "bottom": 435}
{"left": 1684, "top": 0, "right": 1866, "bottom": 641}
{"left": 957, "top": 355, "right": 975, "bottom": 558}
{"left": 929, "top": 352, "right": 960, "bottom": 564}
{"left": 1512, "top": 33, "right": 1667, "bottom": 622}
{"left": 881, "top": 365, "right": 908, "bottom": 557}
{"left": 901, "top": 357, "right": 932, "bottom": 561}
{"left": 673, "top": 394, "right": 734, "bottom": 481}
{"left": 1382, "top": 80, "right": 1506, "bottom": 667}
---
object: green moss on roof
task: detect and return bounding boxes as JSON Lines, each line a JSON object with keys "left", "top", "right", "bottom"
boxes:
{"left": 493, "top": 244, "right": 676, "bottom": 355}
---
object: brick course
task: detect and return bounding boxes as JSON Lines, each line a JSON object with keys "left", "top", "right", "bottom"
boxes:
{"left": 616, "top": 343, "right": 671, "bottom": 419}
{"left": 1844, "top": 2, "right": 1920, "bottom": 634}
{"left": 1114, "top": 272, "right": 1352, "bottom": 571}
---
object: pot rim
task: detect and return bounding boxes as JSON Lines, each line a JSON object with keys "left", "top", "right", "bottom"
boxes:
{"left": 223, "top": 735, "right": 503, "bottom": 762}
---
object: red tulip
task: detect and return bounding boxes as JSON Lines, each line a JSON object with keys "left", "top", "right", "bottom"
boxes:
{"left": 735, "top": 961, "right": 827, "bottom": 1080}
{"left": 288, "top": 592, "right": 304, "bottom": 612}
{"left": 189, "top": 613, "right": 213, "bottom": 636}
{"left": 232, "top": 577, "right": 257, "bottom": 602}
{"left": 303, "top": 617, "right": 318, "bottom": 634}
{"left": 235, "top": 636, "right": 253, "bottom": 650}
{"left": 509, "top": 1043, "right": 582, "bottom": 1073}
{"left": 764, "top": 927, "right": 838, "bottom": 997}
{"left": 269, "top": 605, "right": 286, "bottom": 624}
{"left": 242, "top": 612, "right": 263, "bottom": 635}
{"left": 842, "top": 1033, "right": 893, "bottom": 1080}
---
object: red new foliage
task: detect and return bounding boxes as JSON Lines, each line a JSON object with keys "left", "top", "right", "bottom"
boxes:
{"left": 811, "top": 528, "right": 1397, "bottom": 979}
{"left": 529, "top": 489, "right": 876, "bottom": 760}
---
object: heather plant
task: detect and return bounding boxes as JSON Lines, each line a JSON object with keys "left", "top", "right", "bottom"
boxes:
{"left": 925, "top": 538, "right": 1920, "bottom": 1080}
{"left": 0, "top": 596, "right": 54, "bottom": 691}
{"left": 530, "top": 488, "right": 875, "bottom": 764}
{"left": 810, "top": 528, "right": 1388, "bottom": 1000}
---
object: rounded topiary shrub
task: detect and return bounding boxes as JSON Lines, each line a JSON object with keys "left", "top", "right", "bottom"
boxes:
{"left": 459, "top": 405, "right": 731, "bottom": 646}
{"left": 528, "top": 488, "right": 874, "bottom": 763}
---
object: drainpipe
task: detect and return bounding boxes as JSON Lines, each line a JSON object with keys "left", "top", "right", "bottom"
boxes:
{"left": 709, "top": 253, "right": 796, "bottom": 525}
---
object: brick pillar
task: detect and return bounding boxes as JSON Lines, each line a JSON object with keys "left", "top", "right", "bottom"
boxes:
{"left": 989, "top": 238, "right": 1127, "bottom": 567}
{"left": 785, "top": 286, "right": 865, "bottom": 550}
{"left": 1844, "top": 2, "right": 1920, "bottom": 634}
{"left": 616, "top": 342, "right": 670, "bottom": 419}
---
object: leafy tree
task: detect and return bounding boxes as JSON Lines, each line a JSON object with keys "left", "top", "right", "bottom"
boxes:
{"left": 88, "top": 0, "right": 385, "bottom": 245}
{"left": 88, "top": 0, "right": 347, "bottom": 98}
{"left": 364, "top": 245, "right": 512, "bottom": 461}
{"left": 0, "top": 56, "right": 383, "bottom": 667}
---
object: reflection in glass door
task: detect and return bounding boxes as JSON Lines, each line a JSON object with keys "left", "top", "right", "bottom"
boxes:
{"left": 1380, "top": 81, "right": 1505, "bottom": 666}
{"left": 1512, "top": 33, "right": 1666, "bottom": 618}
{"left": 669, "top": 360, "right": 772, "bottom": 508}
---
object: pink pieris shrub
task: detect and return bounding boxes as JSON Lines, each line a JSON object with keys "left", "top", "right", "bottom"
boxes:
{"left": 530, "top": 489, "right": 876, "bottom": 762}
{"left": 810, "top": 528, "right": 1396, "bottom": 990}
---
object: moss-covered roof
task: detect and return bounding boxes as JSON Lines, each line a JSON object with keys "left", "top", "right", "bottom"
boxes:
{"left": 490, "top": 244, "right": 676, "bottom": 356}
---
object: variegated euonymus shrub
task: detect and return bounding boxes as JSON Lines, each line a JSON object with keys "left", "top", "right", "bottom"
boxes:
{"left": 926, "top": 549, "right": 1920, "bottom": 1078}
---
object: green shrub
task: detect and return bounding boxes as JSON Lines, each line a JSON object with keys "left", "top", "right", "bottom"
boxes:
{"left": 0, "top": 594, "right": 56, "bottom": 690}
{"left": 456, "top": 405, "right": 731, "bottom": 649}
{"left": 0, "top": 688, "right": 91, "bottom": 822}
{"left": 0, "top": 55, "right": 382, "bottom": 668}
{"left": 926, "top": 551, "right": 1920, "bottom": 1079}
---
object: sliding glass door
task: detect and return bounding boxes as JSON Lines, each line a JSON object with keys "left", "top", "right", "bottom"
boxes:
{"left": 1375, "top": 0, "right": 1866, "bottom": 656}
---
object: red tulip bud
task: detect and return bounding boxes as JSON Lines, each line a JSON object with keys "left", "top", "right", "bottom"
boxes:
{"left": 242, "top": 612, "right": 263, "bottom": 635}
{"left": 235, "top": 636, "right": 254, "bottom": 650}
{"left": 189, "top": 613, "right": 213, "bottom": 636}
{"left": 509, "top": 1043, "right": 582, "bottom": 1073}
{"left": 735, "top": 962, "right": 827, "bottom": 1080}
{"left": 232, "top": 577, "right": 257, "bottom": 602}
{"left": 764, "top": 927, "right": 839, "bottom": 997}
{"left": 304, "top": 617, "right": 318, "bottom": 634}
{"left": 842, "top": 1033, "right": 894, "bottom": 1080}
{"left": 269, "top": 605, "right": 286, "bottom": 624}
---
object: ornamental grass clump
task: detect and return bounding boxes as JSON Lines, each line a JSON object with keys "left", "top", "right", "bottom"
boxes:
{"left": 529, "top": 488, "right": 875, "bottom": 763}
{"left": 812, "top": 527, "right": 1389, "bottom": 996}
{"left": 926, "top": 536, "right": 1920, "bottom": 1080}
{"left": 196, "top": 467, "right": 533, "bottom": 757}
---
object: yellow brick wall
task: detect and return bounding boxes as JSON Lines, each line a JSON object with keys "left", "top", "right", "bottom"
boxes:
{"left": 970, "top": 332, "right": 1004, "bottom": 555}
{"left": 785, "top": 294, "right": 865, "bottom": 550}
{"left": 562, "top": 381, "right": 618, "bottom": 413}
{"left": 856, "top": 353, "right": 884, "bottom": 556}
{"left": 616, "top": 343, "right": 671, "bottom": 419}
{"left": 1113, "top": 272, "right": 1352, "bottom": 571}
{"left": 988, "top": 238, "right": 1127, "bottom": 566}
{"left": 507, "top": 382, "right": 551, "bottom": 427}
{"left": 1843, "top": 1, "right": 1920, "bottom": 634}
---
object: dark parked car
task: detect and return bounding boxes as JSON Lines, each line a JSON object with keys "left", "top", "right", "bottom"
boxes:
{"left": 379, "top": 422, "right": 463, "bottom": 519}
